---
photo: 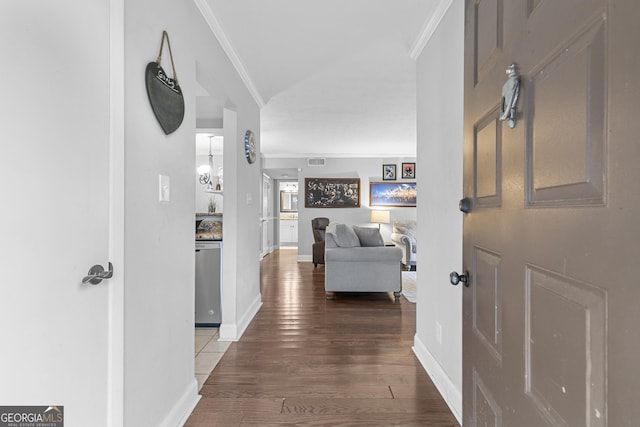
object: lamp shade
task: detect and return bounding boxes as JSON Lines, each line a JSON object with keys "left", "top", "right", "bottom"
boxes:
{"left": 197, "top": 164, "right": 211, "bottom": 175}
{"left": 370, "top": 210, "right": 390, "bottom": 224}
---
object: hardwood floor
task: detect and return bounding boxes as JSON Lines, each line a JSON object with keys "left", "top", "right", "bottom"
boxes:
{"left": 186, "top": 249, "right": 459, "bottom": 426}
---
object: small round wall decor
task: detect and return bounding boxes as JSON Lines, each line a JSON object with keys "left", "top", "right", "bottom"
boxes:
{"left": 244, "top": 130, "right": 256, "bottom": 164}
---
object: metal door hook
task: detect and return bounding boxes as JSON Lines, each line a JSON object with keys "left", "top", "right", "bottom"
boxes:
{"left": 82, "top": 262, "right": 113, "bottom": 285}
{"left": 499, "top": 63, "right": 520, "bottom": 128}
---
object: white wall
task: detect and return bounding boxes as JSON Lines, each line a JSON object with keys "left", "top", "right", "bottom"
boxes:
{"left": 229, "top": 111, "right": 261, "bottom": 335}
{"left": 219, "top": 107, "right": 262, "bottom": 342}
{"left": 191, "top": 4, "right": 262, "bottom": 342}
{"left": 123, "top": 0, "right": 199, "bottom": 425}
{"left": 264, "top": 156, "right": 417, "bottom": 260}
{"left": 413, "top": 1, "right": 464, "bottom": 422}
{"left": 122, "top": 1, "right": 262, "bottom": 426}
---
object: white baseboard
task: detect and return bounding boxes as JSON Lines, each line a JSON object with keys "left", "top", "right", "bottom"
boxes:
{"left": 297, "top": 255, "right": 312, "bottom": 262}
{"left": 161, "top": 378, "right": 201, "bottom": 427}
{"left": 260, "top": 245, "right": 278, "bottom": 259}
{"left": 412, "top": 335, "right": 462, "bottom": 424}
{"left": 219, "top": 293, "right": 262, "bottom": 342}
{"left": 218, "top": 322, "right": 237, "bottom": 341}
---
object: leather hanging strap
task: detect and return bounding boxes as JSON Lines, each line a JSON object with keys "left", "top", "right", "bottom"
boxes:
{"left": 156, "top": 30, "right": 179, "bottom": 84}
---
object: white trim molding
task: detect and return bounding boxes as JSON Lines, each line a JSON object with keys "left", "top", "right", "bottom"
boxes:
{"left": 160, "top": 380, "right": 201, "bottom": 427}
{"left": 413, "top": 335, "right": 462, "bottom": 424}
{"left": 409, "top": 0, "right": 455, "bottom": 60}
{"left": 219, "top": 294, "right": 263, "bottom": 342}
{"left": 261, "top": 151, "right": 417, "bottom": 159}
{"left": 193, "top": 0, "right": 265, "bottom": 109}
{"left": 108, "top": 0, "right": 125, "bottom": 425}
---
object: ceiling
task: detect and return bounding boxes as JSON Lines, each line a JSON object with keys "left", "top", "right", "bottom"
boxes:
{"left": 195, "top": 0, "right": 443, "bottom": 159}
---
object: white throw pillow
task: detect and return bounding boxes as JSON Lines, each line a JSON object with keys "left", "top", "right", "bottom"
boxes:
{"left": 393, "top": 219, "right": 417, "bottom": 237}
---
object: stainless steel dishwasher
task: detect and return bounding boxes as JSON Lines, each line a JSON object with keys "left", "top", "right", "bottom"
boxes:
{"left": 195, "top": 241, "right": 222, "bottom": 326}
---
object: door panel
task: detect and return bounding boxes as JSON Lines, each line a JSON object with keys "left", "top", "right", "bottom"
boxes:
{"left": 472, "top": 370, "right": 502, "bottom": 427}
{"left": 474, "top": 0, "right": 503, "bottom": 84}
{"left": 0, "top": 1, "right": 113, "bottom": 424}
{"left": 474, "top": 108, "right": 502, "bottom": 207}
{"left": 464, "top": 0, "right": 638, "bottom": 426}
{"left": 527, "top": 0, "right": 543, "bottom": 16}
{"left": 473, "top": 246, "right": 502, "bottom": 364}
{"left": 525, "top": 266, "right": 606, "bottom": 427}
{"left": 526, "top": 18, "right": 606, "bottom": 206}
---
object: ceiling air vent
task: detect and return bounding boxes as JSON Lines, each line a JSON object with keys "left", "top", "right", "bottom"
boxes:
{"left": 307, "top": 158, "right": 326, "bottom": 167}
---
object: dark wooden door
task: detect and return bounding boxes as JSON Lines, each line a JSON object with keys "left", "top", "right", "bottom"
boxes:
{"left": 462, "top": 0, "right": 640, "bottom": 426}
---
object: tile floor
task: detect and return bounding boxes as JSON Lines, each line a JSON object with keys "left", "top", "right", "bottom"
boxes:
{"left": 194, "top": 327, "right": 231, "bottom": 391}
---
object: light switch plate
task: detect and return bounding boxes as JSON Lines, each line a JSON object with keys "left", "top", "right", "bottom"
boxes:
{"left": 246, "top": 193, "right": 253, "bottom": 205}
{"left": 159, "top": 174, "right": 170, "bottom": 202}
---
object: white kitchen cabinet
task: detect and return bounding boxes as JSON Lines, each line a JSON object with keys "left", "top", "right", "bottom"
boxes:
{"left": 279, "top": 219, "right": 298, "bottom": 243}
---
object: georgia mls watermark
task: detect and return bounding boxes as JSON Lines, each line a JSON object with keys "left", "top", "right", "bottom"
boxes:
{"left": 0, "top": 406, "right": 63, "bottom": 427}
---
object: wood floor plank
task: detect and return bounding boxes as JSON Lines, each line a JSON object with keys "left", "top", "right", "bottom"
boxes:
{"left": 189, "top": 397, "right": 283, "bottom": 414}
{"left": 186, "top": 249, "right": 459, "bottom": 426}
{"left": 237, "top": 413, "right": 458, "bottom": 427}
{"left": 206, "top": 373, "right": 433, "bottom": 388}
{"left": 200, "top": 383, "right": 393, "bottom": 399}
{"left": 281, "top": 397, "right": 458, "bottom": 416}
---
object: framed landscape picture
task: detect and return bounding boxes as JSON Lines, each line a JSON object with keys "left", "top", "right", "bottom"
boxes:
{"left": 305, "top": 178, "right": 361, "bottom": 208}
{"left": 369, "top": 182, "right": 417, "bottom": 207}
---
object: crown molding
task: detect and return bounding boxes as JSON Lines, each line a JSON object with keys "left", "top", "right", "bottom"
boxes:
{"left": 193, "top": 0, "right": 265, "bottom": 109}
{"left": 261, "top": 152, "right": 417, "bottom": 159}
{"left": 409, "top": 0, "right": 455, "bottom": 60}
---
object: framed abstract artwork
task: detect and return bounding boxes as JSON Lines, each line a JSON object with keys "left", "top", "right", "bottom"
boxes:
{"left": 401, "top": 162, "right": 416, "bottom": 179}
{"left": 383, "top": 164, "right": 396, "bottom": 181}
{"left": 304, "top": 178, "right": 361, "bottom": 208}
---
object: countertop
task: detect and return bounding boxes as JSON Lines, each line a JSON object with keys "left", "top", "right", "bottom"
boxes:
{"left": 279, "top": 213, "right": 298, "bottom": 220}
{"left": 196, "top": 215, "right": 223, "bottom": 241}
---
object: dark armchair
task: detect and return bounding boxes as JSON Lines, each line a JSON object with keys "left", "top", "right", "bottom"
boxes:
{"left": 311, "top": 217, "right": 330, "bottom": 267}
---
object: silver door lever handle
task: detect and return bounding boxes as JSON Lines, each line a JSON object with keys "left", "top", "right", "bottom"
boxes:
{"left": 82, "top": 262, "right": 114, "bottom": 285}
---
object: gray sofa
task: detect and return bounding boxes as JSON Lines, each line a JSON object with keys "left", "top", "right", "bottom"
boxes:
{"left": 324, "top": 222, "right": 403, "bottom": 299}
